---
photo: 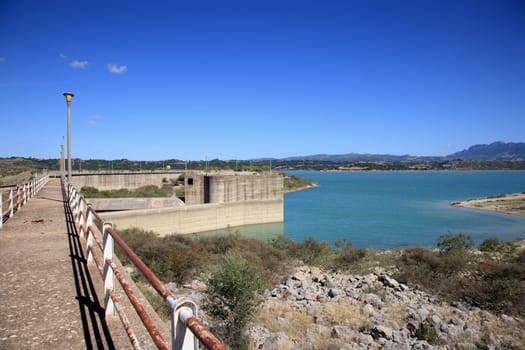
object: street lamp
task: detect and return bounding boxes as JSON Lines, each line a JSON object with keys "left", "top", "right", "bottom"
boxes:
{"left": 63, "top": 92, "right": 74, "bottom": 181}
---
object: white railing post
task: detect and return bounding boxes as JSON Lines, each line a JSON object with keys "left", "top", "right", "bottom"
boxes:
{"left": 9, "top": 189, "right": 14, "bottom": 218}
{"left": 0, "top": 192, "right": 3, "bottom": 229}
{"left": 86, "top": 210, "right": 95, "bottom": 263}
{"left": 170, "top": 298, "right": 198, "bottom": 350}
{"left": 22, "top": 184, "right": 27, "bottom": 206}
{"left": 103, "top": 221, "right": 116, "bottom": 316}
{"left": 78, "top": 199, "right": 86, "bottom": 238}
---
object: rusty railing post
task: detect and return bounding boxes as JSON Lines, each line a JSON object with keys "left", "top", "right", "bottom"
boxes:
{"left": 16, "top": 186, "right": 21, "bottom": 210}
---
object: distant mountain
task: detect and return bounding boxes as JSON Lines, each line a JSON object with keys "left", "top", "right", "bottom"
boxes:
{"left": 275, "top": 142, "right": 525, "bottom": 162}
{"left": 283, "top": 153, "right": 419, "bottom": 162}
{"left": 446, "top": 142, "right": 525, "bottom": 160}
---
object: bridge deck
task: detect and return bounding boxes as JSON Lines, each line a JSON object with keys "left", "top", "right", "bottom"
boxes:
{"left": 0, "top": 178, "right": 131, "bottom": 349}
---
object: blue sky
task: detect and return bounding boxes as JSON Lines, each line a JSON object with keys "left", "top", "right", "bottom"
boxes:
{"left": 1, "top": 0, "right": 524, "bottom": 161}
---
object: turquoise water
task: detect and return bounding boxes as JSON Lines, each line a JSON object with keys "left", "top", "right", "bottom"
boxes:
{"left": 194, "top": 171, "right": 525, "bottom": 249}
{"left": 284, "top": 170, "right": 525, "bottom": 249}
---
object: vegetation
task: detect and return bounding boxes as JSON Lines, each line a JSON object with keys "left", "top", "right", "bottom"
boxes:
{"left": 115, "top": 229, "right": 525, "bottom": 347}
{"left": 81, "top": 185, "right": 173, "bottom": 198}
{"left": 205, "top": 253, "right": 265, "bottom": 349}
{"left": 2, "top": 156, "right": 525, "bottom": 184}
{"left": 283, "top": 175, "right": 317, "bottom": 192}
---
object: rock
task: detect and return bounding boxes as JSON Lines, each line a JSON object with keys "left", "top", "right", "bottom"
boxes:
{"left": 310, "top": 266, "right": 322, "bottom": 281}
{"left": 399, "top": 283, "right": 410, "bottom": 291}
{"left": 407, "top": 320, "right": 419, "bottom": 334}
{"left": 500, "top": 314, "right": 516, "bottom": 323}
{"left": 328, "top": 288, "right": 344, "bottom": 298}
{"left": 371, "top": 325, "right": 394, "bottom": 340}
{"left": 455, "top": 343, "right": 477, "bottom": 350}
{"left": 379, "top": 274, "right": 400, "bottom": 289}
{"left": 322, "top": 276, "right": 336, "bottom": 288}
{"left": 165, "top": 282, "right": 177, "bottom": 293}
{"left": 428, "top": 314, "right": 442, "bottom": 327}
{"left": 261, "top": 332, "right": 289, "bottom": 350}
{"left": 292, "top": 270, "right": 308, "bottom": 282}
{"left": 362, "top": 293, "right": 383, "bottom": 307}
{"left": 249, "top": 326, "right": 270, "bottom": 349}
{"left": 363, "top": 303, "right": 375, "bottom": 316}
{"left": 416, "top": 306, "right": 430, "bottom": 321}
{"left": 331, "top": 325, "right": 353, "bottom": 340}
{"left": 354, "top": 333, "right": 375, "bottom": 347}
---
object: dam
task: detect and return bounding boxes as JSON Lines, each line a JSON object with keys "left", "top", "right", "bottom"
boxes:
{"left": 72, "top": 170, "right": 284, "bottom": 236}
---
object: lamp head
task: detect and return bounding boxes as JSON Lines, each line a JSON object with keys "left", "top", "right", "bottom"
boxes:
{"left": 63, "top": 92, "right": 75, "bottom": 103}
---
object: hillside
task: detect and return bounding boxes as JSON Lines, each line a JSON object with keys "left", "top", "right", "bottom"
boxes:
{"left": 446, "top": 142, "right": 525, "bottom": 160}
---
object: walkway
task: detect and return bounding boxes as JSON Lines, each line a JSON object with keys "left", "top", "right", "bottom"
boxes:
{"left": 0, "top": 178, "right": 129, "bottom": 349}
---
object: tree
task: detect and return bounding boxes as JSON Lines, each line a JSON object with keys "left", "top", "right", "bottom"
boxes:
{"left": 437, "top": 232, "right": 474, "bottom": 254}
{"left": 205, "top": 252, "right": 264, "bottom": 349}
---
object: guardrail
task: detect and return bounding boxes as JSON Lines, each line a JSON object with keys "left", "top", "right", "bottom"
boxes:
{"left": 63, "top": 176, "right": 226, "bottom": 350}
{"left": 1, "top": 174, "right": 50, "bottom": 229}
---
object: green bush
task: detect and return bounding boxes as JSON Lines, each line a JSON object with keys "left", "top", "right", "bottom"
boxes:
{"left": 205, "top": 252, "right": 265, "bottom": 349}
{"left": 414, "top": 323, "right": 441, "bottom": 345}
{"left": 479, "top": 237, "right": 518, "bottom": 256}
{"left": 287, "top": 237, "right": 335, "bottom": 267}
{"left": 437, "top": 232, "right": 474, "bottom": 254}
{"left": 81, "top": 185, "right": 173, "bottom": 198}
{"left": 333, "top": 239, "right": 367, "bottom": 269}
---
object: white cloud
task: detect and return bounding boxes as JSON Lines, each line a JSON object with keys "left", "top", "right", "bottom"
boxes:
{"left": 89, "top": 115, "right": 105, "bottom": 125}
{"left": 70, "top": 60, "right": 89, "bottom": 69}
{"left": 59, "top": 53, "right": 68, "bottom": 59}
{"left": 107, "top": 63, "right": 128, "bottom": 74}
{"left": 0, "top": 57, "right": 5, "bottom": 63}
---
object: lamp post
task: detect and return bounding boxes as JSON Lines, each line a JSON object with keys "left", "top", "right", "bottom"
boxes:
{"left": 63, "top": 92, "right": 74, "bottom": 180}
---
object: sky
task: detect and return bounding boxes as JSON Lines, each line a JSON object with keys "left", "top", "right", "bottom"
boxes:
{"left": 1, "top": 0, "right": 524, "bottom": 161}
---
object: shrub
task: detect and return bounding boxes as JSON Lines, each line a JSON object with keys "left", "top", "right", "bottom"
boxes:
{"left": 333, "top": 240, "right": 367, "bottom": 269}
{"left": 287, "top": 237, "right": 335, "bottom": 267}
{"left": 479, "top": 237, "right": 518, "bottom": 256}
{"left": 394, "top": 246, "right": 469, "bottom": 292}
{"left": 205, "top": 252, "right": 265, "bottom": 349}
{"left": 414, "top": 323, "right": 441, "bottom": 345}
{"left": 437, "top": 232, "right": 474, "bottom": 254}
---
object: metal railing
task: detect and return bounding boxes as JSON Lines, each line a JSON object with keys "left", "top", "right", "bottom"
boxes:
{"left": 1, "top": 174, "right": 50, "bottom": 229}
{"left": 63, "top": 176, "right": 226, "bottom": 350}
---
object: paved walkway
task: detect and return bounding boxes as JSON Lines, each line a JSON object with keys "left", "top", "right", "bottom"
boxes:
{"left": 0, "top": 179, "right": 129, "bottom": 349}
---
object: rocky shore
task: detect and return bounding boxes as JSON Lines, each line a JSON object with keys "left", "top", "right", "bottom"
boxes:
{"left": 170, "top": 265, "right": 524, "bottom": 349}
{"left": 451, "top": 192, "right": 525, "bottom": 217}
{"left": 247, "top": 266, "right": 524, "bottom": 349}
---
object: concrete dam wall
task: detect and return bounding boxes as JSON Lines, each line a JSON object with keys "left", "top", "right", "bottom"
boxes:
{"left": 72, "top": 171, "right": 183, "bottom": 191}
{"left": 102, "top": 199, "right": 283, "bottom": 236}
{"left": 77, "top": 171, "right": 284, "bottom": 235}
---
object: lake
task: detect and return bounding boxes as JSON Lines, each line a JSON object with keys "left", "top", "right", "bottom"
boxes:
{"left": 199, "top": 170, "right": 525, "bottom": 249}
{"left": 284, "top": 170, "right": 525, "bottom": 249}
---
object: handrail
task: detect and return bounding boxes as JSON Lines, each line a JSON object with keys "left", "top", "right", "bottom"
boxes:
{"left": 62, "top": 176, "right": 226, "bottom": 350}
{"left": 1, "top": 173, "right": 49, "bottom": 229}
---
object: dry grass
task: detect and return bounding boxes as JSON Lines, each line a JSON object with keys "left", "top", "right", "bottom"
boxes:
{"left": 478, "top": 318, "right": 525, "bottom": 349}
{"left": 252, "top": 297, "right": 369, "bottom": 348}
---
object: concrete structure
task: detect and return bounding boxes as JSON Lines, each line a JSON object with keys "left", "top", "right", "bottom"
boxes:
{"left": 71, "top": 171, "right": 183, "bottom": 191}
{"left": 98, "top": 171, "right": 284, "bottom": 235}
{"left": 88, "top": 197, "right": 185, "bottom": 211}
{"left": 102, "top": 199, "right": 283, "bottom": 235}
{"left": 184, "top": 171, "right": 283, "bottom": 204}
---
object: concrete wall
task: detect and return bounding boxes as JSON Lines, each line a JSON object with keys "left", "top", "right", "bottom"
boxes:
{"left": 102, "top": 199, "right": 283, "bottom": 236}
{"left": 185, "top": 171, "right": 283, "bottom": 205}
{"left": 72, "top": 172, "right": 182, "bottom": 190}
{"left": 87, "top": 197, "right": 185, "bottom": 211}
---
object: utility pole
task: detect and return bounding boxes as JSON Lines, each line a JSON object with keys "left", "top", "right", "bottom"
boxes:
{"left": 63, "top": 92, "right": 74, "bottom": 181}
